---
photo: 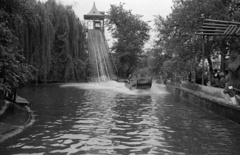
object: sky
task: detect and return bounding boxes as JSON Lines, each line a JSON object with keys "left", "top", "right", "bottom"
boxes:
{"left": 40, "top": 0, "right": 173, "bottom": 48}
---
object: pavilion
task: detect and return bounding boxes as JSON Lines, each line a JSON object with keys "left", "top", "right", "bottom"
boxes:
{"left": 84, "top": 2, "right": 105, "bottom": 31}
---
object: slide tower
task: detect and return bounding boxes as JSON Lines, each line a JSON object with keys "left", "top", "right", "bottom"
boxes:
{"left": 84, "top": 3, "right": 117, "bottom": 82}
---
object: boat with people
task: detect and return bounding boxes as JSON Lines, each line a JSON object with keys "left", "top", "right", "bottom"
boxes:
{"left": 125, "top": 77, "right": 152, "bottom": 90}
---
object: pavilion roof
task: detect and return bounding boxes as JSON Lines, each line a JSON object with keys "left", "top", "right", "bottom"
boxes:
{"left": 84, "top": 2, "right": 104, "bottom": 20}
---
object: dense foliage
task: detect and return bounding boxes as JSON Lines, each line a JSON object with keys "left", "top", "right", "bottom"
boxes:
{"left": 0, "top": 0, "right": 36, "bottom": 96}
{"left": 151, "top": 0, "right": 240, "bottom": 83}
{"left": 106, "top": 3, "right": 150, "bottom": 78}
{"left": 18, "top": 0, "right": 88, "bottom": 82}
{"left": 0, "top": 0, "right": 87, "bottom": 100}
{"left": 1, "top": 0, "right": 87, "bottom": 82}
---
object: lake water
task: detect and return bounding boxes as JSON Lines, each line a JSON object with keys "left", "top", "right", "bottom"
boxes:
{"left": 1, "top": 81, "right": 240, "bottom": 155}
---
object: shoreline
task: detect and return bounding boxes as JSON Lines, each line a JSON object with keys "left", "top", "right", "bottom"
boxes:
{"left": 167, "top": 82, "right": 240, "bottom": 125}
{"left": 0, "top": 100, "right": 34, "bottom": 143}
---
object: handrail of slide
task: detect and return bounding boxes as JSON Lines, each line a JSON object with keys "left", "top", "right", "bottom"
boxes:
{"left": 89, "top": 30, "right": 100, "bottom": 82}
{"left": 98, "top": 31, "right": 110, "bottom": 80}
{"left": 103, "top": 33, "right": 118, "bottom": 74}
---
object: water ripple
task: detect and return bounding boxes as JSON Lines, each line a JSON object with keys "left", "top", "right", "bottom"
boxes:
{"left": 1, "top": 83, "right": 240, "bottom": 155}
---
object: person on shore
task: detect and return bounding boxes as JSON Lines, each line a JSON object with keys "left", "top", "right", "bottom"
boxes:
{"left": 219, "top": 72, "right": 224, "bottom": 88}
{"left": 224, "top": 85, "right": 238, "bottom": 105}
{"left": 219, "top": 71, "right": 228, "bottom": 88}
{"left": 212, "top": 69, "right": 220, "bottom": 87}
{"left": 222, "top": 70, "right": 239, "bottom": 105}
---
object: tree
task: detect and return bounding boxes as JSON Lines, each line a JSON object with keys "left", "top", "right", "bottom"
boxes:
{"left": 106, "top": 3, "right": 150, "bottom": 77}
{"left": 0, "top": 23, "right": 34, "bottom": 88}
{"left": 0, "top": 0, "right": 36, "bottom": 100}
{"left": 0, "top": 0, "right": 88, "bottom": 103}
{"left": 14, "top": 0, "right": 87, "bottom": 82}
{"left": 153, "top": 0, "right": 232, "bottom": 83}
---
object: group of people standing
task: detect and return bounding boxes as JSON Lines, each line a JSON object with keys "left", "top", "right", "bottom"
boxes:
{"left": 212, "top": 69, "right": 229, "bottom": 88}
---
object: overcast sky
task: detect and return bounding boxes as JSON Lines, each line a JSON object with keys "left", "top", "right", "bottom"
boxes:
{"left": 40, "top": 0, "right": 173, "bottom": 48}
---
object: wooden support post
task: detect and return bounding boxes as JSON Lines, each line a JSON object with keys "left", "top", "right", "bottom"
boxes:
{"left": 201, "top": 14, "right": 205, "bottom": 85}
{"left": 202, "top": 35, "right": 205, "bottom": 85}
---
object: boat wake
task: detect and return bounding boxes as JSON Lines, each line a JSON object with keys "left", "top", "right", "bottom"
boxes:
{"left": 61, "top": 81, "right": 169, "bottom": 95}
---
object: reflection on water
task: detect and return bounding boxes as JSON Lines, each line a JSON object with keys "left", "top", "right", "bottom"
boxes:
{"left": 1, "top": 82, "right": 240, "bottom": 154}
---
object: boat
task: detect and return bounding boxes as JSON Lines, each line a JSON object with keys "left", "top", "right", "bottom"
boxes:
{"left": 125, "top": 77, "right": 152, "bottom": 90}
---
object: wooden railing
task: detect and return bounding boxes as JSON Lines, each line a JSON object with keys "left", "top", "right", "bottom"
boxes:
{"left": 2, "top": 88, "right": 17, "bottom": 103}
{"left": 102, "top": 33, "right": 118, "bottom": 76}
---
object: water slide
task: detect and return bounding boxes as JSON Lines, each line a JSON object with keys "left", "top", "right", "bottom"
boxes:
{"left": 88, "top": 29, "right": 118, "bottom": 81}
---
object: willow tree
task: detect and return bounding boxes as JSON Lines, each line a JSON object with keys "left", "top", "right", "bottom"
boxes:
{"left": 41, "top": 0, "right": 87, "bottom": 82}
{"left": 14, "top": 0, "right": 87, "bottom": 82}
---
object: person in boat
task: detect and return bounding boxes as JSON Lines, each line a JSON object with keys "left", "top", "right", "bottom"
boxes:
{"left": 128, "top": 74, "right": 132, "bottom": 82}
{"left": 131, "top": 75, "right": 137, "bottom": 82}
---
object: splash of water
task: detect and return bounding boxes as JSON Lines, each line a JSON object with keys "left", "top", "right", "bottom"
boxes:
{"left": 61, "top": 81, "right": 169, "bottom": 95}
{"left": 89, "top": 76, "right": 110, "bottom": 82}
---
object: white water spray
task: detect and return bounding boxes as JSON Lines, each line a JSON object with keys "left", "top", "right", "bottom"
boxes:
{"left": 61, "top": 81, "right": 169, "bottom": 95}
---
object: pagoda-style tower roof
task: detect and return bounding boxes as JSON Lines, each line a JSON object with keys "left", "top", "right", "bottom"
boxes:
{"left": 84, "top": 2, "right": 105, "bottom": 20}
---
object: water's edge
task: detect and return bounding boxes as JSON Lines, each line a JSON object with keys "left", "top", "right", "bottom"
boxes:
{"left": 167, "top": 84, "right": 240, "bottom": 124}
{"left": 0, "top": 102, "right": 34, "bottom": 143}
